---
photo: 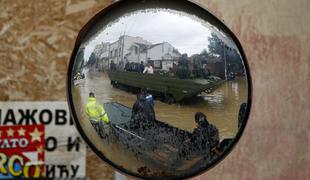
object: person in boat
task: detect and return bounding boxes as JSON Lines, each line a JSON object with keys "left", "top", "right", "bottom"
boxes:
{"left": 86, "top": 92, "right": 110, "bottom": 138}
{"left": 177, "top": 54, "right": 190, "bottom": 79}
{"left": 238, "top": 103, "right": 247, "bottom": 129}
{"left": 133, "top": 63, "right": 140, "bottom": 73}
{"left": 168, "top": 67, "right": 175, "bottom": 77}
{"left": 142, "top": 88, "right": 155, "bottom": 120}
{"left": 143, "top": 63, "right": 154, "bottom": 74}
{"left": 131, "top": 90, "right": 155, "bottom": 131}
{"left": 110, "top": 61, "right": 117, "bottom": 71}
{"left": 178, "top": 112, "right": 219, "bottom": 160}
{"left": 181, "top": 112, "right": 219, "bottom": 157}
{"left": 124, "top": 60, "right": 130, "bottom": 71}
{"left": 139, "top": 61, "right": 145, "bottom": 73}
{"left": 192, "top": 112, "right": 219, "bottom": 150}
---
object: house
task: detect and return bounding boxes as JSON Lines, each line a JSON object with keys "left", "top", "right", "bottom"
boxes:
{"left": 108, "top": 35, "right": 152, "bottom": 67}
{"left": 147, "top": 42, "right": 181, "bottom": 71}
{"left": 125, "top": 42, "right": 149, "bottom": 63}
{"left": 92, "top": 35, "right": 181, "bottom": 71}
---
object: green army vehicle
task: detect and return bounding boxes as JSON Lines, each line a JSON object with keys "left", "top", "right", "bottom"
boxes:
{"left": 108, "top": 71, "right": 224, "bottom": 103}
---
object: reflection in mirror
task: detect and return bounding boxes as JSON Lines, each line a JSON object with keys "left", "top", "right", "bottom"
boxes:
{"left": 70, "top": 4, "right": 250, "bottom": 180}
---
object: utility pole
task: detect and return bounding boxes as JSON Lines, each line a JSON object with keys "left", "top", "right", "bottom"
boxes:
{"left": 223, "top": 41, "right": 227, "bottom": 80}
{"left": 121, "top": 22, "right": 126, "bottom": 68}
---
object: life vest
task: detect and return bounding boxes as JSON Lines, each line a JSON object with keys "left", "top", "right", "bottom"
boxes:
{"left": 86, "top": 97, "right": 109, "bottom": 123}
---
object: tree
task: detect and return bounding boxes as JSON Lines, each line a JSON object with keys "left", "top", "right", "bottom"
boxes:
{"left": 227, "top": 49, "right": 244, "bottom": 74}
{"left": 208, "top": 32, "right": 224, "bottom": 58}
{"left": 199, "top": 49, "right": 210, "bottom": 64}
{"left": 208, "top": 33, "right": 244, "bottom": 75}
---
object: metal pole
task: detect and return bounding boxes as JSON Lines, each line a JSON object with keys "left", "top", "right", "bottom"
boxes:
{"left": 223, "top": 42, "right": 227, "bottom": 80}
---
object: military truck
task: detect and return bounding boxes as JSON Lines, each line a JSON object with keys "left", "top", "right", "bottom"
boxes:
{"left": 108, "top": 71, "right": 224, "bottom": 103}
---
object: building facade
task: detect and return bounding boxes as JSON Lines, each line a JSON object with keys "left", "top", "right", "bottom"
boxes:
{"left": 94, "top": 35, "right": 181, "bottom": 71}
{"left": 147, "top": 42, "right": 181, "bottom": 71}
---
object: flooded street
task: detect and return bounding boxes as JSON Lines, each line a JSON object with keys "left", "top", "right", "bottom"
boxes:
{"left": 72, "top": 70, "right": 248, "bottom": 176}
{"left": 75, "top": 71, "right": 248, "bottom": 139}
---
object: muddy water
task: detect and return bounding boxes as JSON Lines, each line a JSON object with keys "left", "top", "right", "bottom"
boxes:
{"left": 72, "top": 71, "right": 248, "bottom": 176}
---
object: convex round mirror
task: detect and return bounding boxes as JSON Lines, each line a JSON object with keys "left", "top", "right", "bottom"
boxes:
{"left": 68, "top": 0, "right": 252, "bottom": 179}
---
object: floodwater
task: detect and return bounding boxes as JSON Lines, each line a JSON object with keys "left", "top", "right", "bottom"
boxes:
{"left": 72, "top": 70, "right": 248, "bottom": 177}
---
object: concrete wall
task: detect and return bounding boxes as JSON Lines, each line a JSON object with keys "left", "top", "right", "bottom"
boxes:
{"left": 0, "top": 0, "right": 309, "bottom": 179}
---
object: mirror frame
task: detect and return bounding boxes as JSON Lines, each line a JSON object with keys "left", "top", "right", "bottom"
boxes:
{"left": 67, "top": 0, "right": 252, "bottom": 179}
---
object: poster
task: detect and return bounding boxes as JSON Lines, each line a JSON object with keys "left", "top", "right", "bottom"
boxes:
{"left": 0, "top": 102, "right": 86, "bottom": 179}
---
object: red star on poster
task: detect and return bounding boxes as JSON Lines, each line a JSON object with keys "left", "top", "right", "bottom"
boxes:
{"left": 0, "top": 125, "right": 45, "bottom": 178}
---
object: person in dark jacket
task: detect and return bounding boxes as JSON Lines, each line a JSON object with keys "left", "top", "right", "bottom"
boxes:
{"left": 238, "top": 103, "right": 247, "bottom": 129}
{"left": 131, "top": 90, "right": 155, "bottom": 131}
{"left": 191, "top": 112, "right": 219, "bottom": 154}
{"left": 177, "top": 54, "right": 190, "bottom": 79}
{"left": 110, "top": 61, "right": 117, "bottom": 71}
{"left": 178, "top": 112, "right": 219, "bottom": 160}
{"left": 139, "top": 61, "right": 145, "bottom": 73}
{"left": 124, "top": 61, "right": 130, "bottom": 71}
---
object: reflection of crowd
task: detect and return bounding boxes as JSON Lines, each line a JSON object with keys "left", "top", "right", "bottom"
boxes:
{"left": 124, "top": 61, "right": 154, "bottom": 75}
{"left": 110, "top": 54, "right": 213, "bottom": 79}
{"left": 110, "top": 61, "right": 117, "bottom": 71}
{"left": 125, "top": 61, "right": 144, "bottom": 73}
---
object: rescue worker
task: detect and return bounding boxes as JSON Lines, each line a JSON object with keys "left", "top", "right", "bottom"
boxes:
{"left": 86, "top": 92, "right": 110, "bottom": 138}
{"left": 142, "top": 89, "right": 155, "bottom": 120}
{"left": 124, "top": 60, "right": 130, "bottom": 71}
{"left": 141, "top": 88, "right": 154, "bottom": 109}
{"left": 177, "top": 54, "right": 190, "bottom": 79}
{"left": 238, "top": 103, "right": 247, "bottom": 129}
{"left": 191, "top": 112, "right": 219, "bottom": 154}
{"left": 110, "top": 61, "right": 117, "bottom": 71}
{"left": 143, "top": 63, "right": 154, "bottom": 74}
{"left": 131, "top": 90, "right": 155, "bottom": 131}
{"left": 139, "top": 61, "right": 145, "bottom": 73}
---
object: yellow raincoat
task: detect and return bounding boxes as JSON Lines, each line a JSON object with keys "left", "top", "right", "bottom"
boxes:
{"left": 85, "top": 97, "right": 109, "bottom": 123}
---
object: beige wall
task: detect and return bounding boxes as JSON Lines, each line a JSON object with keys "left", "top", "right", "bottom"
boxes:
{"left": 0, "top": 0, "right": 309, "bottom": 179}
{"left": 193, "top": 0, "right": 310, "bottom": 179}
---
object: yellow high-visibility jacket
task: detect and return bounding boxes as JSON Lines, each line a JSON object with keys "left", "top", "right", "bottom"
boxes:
{"left": 85, "top": 97, "right": 109, "bottom": 123}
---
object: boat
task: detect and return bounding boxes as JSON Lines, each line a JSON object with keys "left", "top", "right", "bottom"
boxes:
{"left": 107, "top": 71, "right": 224, "bottom": 103}
{"left": 101, "top": 102, "right": 232, "bottom": 174}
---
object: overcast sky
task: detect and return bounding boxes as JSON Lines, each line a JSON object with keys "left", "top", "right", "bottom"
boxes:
{"left": 84, "top": 9, "right": 214, "bottom": 60}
